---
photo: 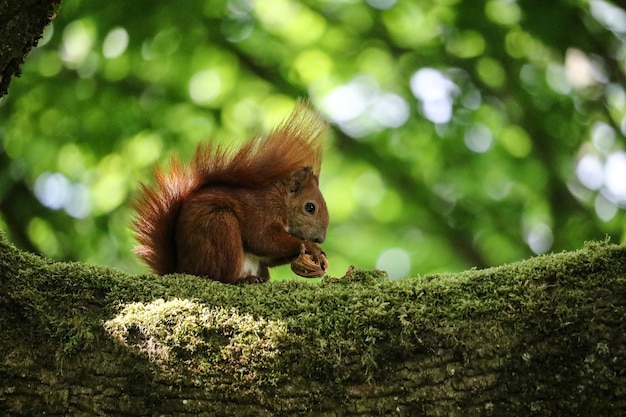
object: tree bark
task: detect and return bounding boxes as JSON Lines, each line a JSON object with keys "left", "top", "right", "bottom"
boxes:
{"left": 0, "top": 0, "right": 60, "bottom": 97}
{"left": 0, "top": 234, "right": 624, "bottom": 416}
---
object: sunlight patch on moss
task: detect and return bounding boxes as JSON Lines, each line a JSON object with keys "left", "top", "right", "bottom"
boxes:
{"left": 104, "top": 298, "right": 288, "bottom": 382}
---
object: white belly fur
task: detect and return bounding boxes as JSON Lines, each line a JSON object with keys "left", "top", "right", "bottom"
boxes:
{"left": 241, "top": 253, "right": 263, "bottom": 277}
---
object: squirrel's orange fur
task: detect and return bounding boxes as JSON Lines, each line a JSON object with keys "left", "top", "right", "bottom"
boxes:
{"left": 132, "top": 101, "right": 328, "bottom": 283}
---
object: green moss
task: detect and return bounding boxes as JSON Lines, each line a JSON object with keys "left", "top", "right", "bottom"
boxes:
{"left": 105, "top": 298, "right": 288, "bottom": 383}
{"left": 1, "top": 233, "right": 625, "bottom": 409}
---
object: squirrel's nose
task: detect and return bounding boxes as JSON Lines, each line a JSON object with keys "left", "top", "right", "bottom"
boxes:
{"left": 315, "top": 234, "right": 325, "bottom": 244}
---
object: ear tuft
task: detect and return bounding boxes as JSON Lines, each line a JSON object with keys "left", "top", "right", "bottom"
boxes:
{"left": 289, "top": 166, "right": 314, "bottom": 195}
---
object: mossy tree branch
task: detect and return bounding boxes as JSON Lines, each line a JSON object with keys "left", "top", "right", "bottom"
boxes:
{"left": 0, "top": 0, "right": 60, "bottom": 97}
{"left": 0, "top": 234, "right": 624, "bottom": 416}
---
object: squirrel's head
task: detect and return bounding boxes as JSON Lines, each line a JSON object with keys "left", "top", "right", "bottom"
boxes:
{"left": 285, "top": 166, "right": 329, "bottom": 243}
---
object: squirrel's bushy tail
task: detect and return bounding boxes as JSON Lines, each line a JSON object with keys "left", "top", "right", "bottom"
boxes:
{"left": 132, "top": 157, "right": 197, "bottom": 274}
{"left": 193, "top": 101, "right": 326, "bottom": 186}
{"left": 131, "top": 101, "right": 327, "bottom": 275}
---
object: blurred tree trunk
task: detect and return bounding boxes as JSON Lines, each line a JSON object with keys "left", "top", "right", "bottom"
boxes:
{"left": 0, "top": 0, "right": 60, "bottom": 97}
{"left": 1, "top": 236, "right": 624, "bottom": 416}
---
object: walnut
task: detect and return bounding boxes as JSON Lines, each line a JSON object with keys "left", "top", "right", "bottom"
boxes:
{"left": 290, "top": 246, "right": 328, "bottom": 278}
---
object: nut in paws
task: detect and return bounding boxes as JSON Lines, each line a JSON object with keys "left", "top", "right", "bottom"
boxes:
{"left": 291, "top": 251, "right": 328, "bottom": 278}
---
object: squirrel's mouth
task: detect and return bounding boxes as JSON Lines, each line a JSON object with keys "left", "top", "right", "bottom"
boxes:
{"left": 314, "top": 236, "right": 325, "bottom": 244}
{"left": 288, "top": 231, "right": 325, "bottom": 244}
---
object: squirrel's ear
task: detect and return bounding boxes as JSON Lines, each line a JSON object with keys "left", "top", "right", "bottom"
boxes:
{"left": 289, "top": 166, "right": 315, "bottom": 195}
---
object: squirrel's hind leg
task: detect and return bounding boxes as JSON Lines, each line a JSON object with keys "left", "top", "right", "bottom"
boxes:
{"left": 177, "top": 201, "right": 247, "bottom": 283}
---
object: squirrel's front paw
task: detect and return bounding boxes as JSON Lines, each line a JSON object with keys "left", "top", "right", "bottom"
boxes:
{"left": 291, "top": 243, "right": 328, "bottom": 278}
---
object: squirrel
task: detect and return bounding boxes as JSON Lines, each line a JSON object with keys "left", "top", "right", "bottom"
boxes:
{"left": 131, "top": 101, "right": 329, "bottom": 284}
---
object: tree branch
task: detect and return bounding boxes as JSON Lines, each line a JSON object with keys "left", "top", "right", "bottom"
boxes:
{"left": 0, "top": 0, "right": 60, "bottom": 97}
{"left": 1, "top": 234, "right": 624, "bottom": 416}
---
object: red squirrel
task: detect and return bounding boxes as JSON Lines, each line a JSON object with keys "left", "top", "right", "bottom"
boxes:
{"left": 132, "top": 102, "right": 329, "bottom": 283}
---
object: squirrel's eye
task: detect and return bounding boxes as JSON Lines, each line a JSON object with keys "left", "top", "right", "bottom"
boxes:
{"left": 304, "top": 202, "right": 316, "bottom": 214}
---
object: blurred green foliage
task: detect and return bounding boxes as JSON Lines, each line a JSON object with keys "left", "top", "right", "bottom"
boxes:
{"left": 1, "top": 0, "right": 625, "bottom": 279}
